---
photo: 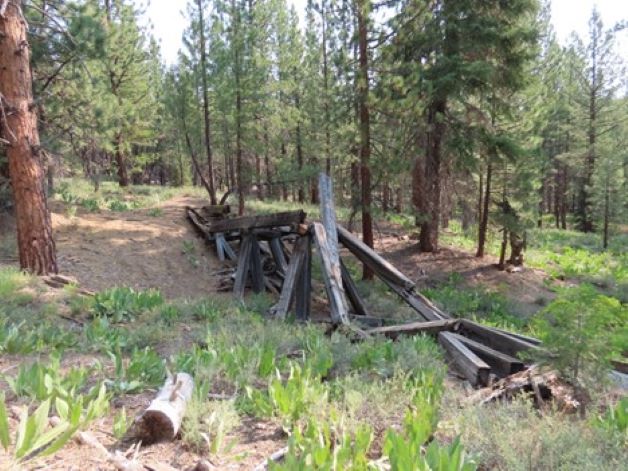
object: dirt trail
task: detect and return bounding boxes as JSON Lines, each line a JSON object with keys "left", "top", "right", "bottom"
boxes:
{"left": 51, "top": 196, "right": 222, "bottom": 299}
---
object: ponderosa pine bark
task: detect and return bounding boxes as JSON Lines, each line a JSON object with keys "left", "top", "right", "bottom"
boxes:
{"left": 0, "top": 0, "right": 58, "bottom": 275}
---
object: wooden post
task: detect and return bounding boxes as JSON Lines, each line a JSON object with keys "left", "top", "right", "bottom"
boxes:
{"left": 459, "top": 320, "right": 539, "bottom": 357}
{"left": 249, "top": 235, "right": 264, "bottom": 293}
{"left": 270, "top": 235, "right": 308, "bottom": 319}
{"left": 313, "top": 222, "right": 349, "bottom": 324}
{"left": 451, "top": 333, "right": 525, "bottom": 377}
{"left": 234, "top": 233, "right": 253, "bottom": 299}
{"left": 270, "top": 236, "right": 288, "bottom": 275}
{"left": 340, "top": 259, "right": 369, "bottom": 317}
{"left": 295, "top": 234, "right": 312, "bottom": 320}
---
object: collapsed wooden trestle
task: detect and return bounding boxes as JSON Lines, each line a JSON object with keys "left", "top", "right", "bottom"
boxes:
{"left": 186, "top": 174, "right": 541, "bottom": 388}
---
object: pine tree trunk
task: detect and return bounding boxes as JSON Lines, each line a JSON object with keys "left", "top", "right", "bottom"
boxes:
{"left": 0, "top": 0, "right": 58, "bottom": 275}
{"left": 602, "top": 174, "right": 610, "bottom": 250}
{"left": 357, "top": 0, "right": 373, "bottom": 279}
{"left": 418, "top": 99, "right": 445, "bottom": 252}
{"left": 197, "top": 0, "right": 217, "bottom": 205}
{"left": 476, "top": 160, "right": 492, "bottom": 257}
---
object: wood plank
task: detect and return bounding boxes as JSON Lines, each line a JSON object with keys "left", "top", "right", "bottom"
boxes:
{"left": 270, "top": 236, "right": 288, "bottom": 275}
{"left": 233, "top": 234, "right": 252, "bottom": 299}
{"left": 340, "top": 259, "right": 370, "bottom": 317}
{"left": 206, "top": 210, "right": 306, "bottom": 233}
{"left": 451, "top": 333, "right": 525, "bottom": 377}
{"left": 337, "top": 225, "right": 415, "bottom": 290}
{"left": 385, "top": 282, "right": 447, "bottom": 321}
{"left": 216, "top": 233, "right": 226, "bottom": 261}
{"left": 313, "top": 222, "right": 350, "bottom": 324}
{"left": 459, "top": 320, "right": 539, "bottom": 358}
{"left": 318, "top": 173, "right": 341, "bottom": 268}
{"left": 249, "top": 235, "right": 265, "bottom": 293}
{"left": 270, "top": 235, "right": 308, "bottom": 319}
{"left": 366, "top": 319, "right": 459, "bottom": 339}
{"left": 294, "top": 235, "right": 312, "bottom": 320}
{"left": 218, "top": 233, "right": 237, "bottom": 261}
{"left": 438, "top": 331, "right": 490, "bottom": 387}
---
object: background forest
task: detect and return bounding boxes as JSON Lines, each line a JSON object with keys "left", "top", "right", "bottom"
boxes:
{"left": 1, "top": 0, "right": 626, "bottom": 256}
{"left": 0, "top": 0, "right": 627, "bottom": 470}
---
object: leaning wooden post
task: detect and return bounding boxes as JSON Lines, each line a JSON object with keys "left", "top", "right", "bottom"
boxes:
{"left": 316, "top": 173, "right": 350, "bottom": 324}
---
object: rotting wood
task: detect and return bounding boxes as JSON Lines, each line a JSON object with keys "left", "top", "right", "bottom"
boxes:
{"left": 439, "top": 331, "right": 490, "bottom": 387}
{"left": 252, "top": 446, "right": 289, "bottom": 471}
{"left": 270, "top": 235, "right": 308, "bottom": 319}
{"left": 319, "top": 173, "right": 341, "bottom": 266}
{"left": 340, "top": 259, "right": 370, "bottom": 317}
{"left": 366, "top": 319, "right": 459, "bottom": 340}
{"left": 313, "top": 222, "right": 349, "bottom": 324}
{"left": 450, "top": 333, "right": 526, "bottom": 377}
{"left": 459, "top": 319, "right": 539, "bottom": 358}
{"left": 205, "top": 210, "right": 306, "bottom": 233}
{"left": 337, "top": 225, "right": 414, "bottom": 290}
{"left": 295, "top": 234, "right": 312, "bottom": 320}
{"left": 467, "top": 365, "right": 589, "bottom": 413}
{"left": 234, "top": 233, "right": 253, "bottom": 299}
{"left": 136, "top": 372, "right": 194, "bottom": 443}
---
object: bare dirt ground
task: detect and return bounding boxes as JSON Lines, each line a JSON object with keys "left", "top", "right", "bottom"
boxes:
{"left": 49, "top": 196, "right": 223, "bottom": 299}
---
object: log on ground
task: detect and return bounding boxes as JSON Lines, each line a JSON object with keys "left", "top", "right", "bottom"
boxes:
{"left": 135, "top": 372, "right": 194, "bottom": 442}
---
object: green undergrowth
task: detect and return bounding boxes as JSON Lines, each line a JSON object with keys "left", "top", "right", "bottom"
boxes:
{"left": 0, "top": 266, "right": 625, "bottom": 468}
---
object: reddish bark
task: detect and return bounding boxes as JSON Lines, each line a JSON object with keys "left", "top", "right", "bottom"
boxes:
{"left": 0, "top": 0, "right": 57, "bottom": 274}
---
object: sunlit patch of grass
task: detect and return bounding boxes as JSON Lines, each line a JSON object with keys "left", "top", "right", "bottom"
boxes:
{"left": 0, "top": 266, "right": 36, "bottom": 305}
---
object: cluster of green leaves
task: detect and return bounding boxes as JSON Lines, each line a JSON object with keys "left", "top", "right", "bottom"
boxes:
{"left": 91, "top": 286, "right": 164, "bottom": 322}
{"left": 0, "top": 384, "right": 108, "bottom": 463}
{"left": 0, "top": 319, "right": 78, "bottom": 354}
{"left": 106, "top": 347, "right": 166, "bottom": 394}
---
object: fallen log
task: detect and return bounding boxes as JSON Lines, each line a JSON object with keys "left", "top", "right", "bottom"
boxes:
{"left": 450, "top": 333, "right": 526, "bottom": 377}
{"left": 205, "top": 210, "right": 306, "bottom": 233}
{"left": 439, "top": 331, "right": 490, "bottom": 387}
{"left": 385, "top": 282, "right": 448, "bottom": 321}
{"left": 135, "top": 372, "right": 194, "bottom": 443}
{"left": 366, "top": 319, "right": 459, "bottom": 340}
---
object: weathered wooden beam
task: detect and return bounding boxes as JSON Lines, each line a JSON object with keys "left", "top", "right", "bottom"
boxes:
{"left": 313, "top": 222, "right": 350, "bottom": 325}
{"left": 217, "top": 233, "right": 237, "bottom": 261}
{"left": 340, "top": 259, "right": 370, "bottom": 317}
{"left": 270, "top": 235, "right": 309, "bottom": 319}
{"left": 249, "top": 235, "right": 265, "bottom": 293}
{"left": 385, "top": 282, "right": 448, "bottom": 321}
{"left": 295, "top": 234, "right": 312, "bottom": 320}
{"left": 319, "top": 173, "right": 341, "bottom": 266}
{"left": 458, "top": 320, "right": 539, "bottom": 358}
{"left": 233, "top": 233, "right": 253, "bottom": 299}
{"left": 206, "top": 210, "right": 306, "bottom": 233}
{"left": 270, "top": 236, "right": 288, "bottom": 275}
{"left": 366, "top": 319, "right": 460, "bottom": 340}
{"left": 439, "top": 331, "right": 490, "bottom": 387}
{"left": 450, "top": 333, "right": 525, "bottom": 377}
{"left": 337, "top": 225, "right": 415, "bottom": 290}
